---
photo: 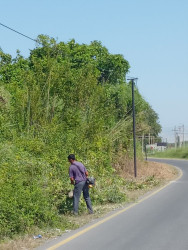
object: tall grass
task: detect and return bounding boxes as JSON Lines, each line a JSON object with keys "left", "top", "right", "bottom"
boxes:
{"left": 153, "top": 146, "right": 188, "bottom": 159}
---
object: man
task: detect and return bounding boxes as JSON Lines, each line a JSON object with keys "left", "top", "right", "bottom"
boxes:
{"left": 68, "top": 154, "right": 93, "bottom": 215}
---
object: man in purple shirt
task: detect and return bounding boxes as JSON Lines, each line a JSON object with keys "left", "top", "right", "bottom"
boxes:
{"left": 68, "top": 154, "right": 93, "bottom": 215}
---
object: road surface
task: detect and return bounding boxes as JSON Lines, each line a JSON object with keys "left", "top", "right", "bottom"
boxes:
{"left": 37, "top": 158, "right": 188, "bottom": 250}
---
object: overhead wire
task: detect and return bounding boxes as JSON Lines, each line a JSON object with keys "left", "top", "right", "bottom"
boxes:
{"left": 1, "top": 21, "right": 138, "bottom": 132}
{"left": 0, "top": 22, "right": 39, "bottom": 43}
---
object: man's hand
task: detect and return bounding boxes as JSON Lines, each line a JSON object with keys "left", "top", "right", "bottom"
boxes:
{"left": 70, "top": 177, "right": 75, "bottom": 185}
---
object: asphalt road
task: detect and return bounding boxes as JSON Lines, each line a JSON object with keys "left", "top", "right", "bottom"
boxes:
{"left": 37, "top": 158, "right": 188, "bottom": 250}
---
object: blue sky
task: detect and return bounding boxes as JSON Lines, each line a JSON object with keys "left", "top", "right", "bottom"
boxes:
{"left": 1, "top": 0, "right": 188, "bottom": 143}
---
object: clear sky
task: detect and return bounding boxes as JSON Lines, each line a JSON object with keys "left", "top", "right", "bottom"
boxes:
{"left": 1, "top": 0, "right": 188, "bottom": 143}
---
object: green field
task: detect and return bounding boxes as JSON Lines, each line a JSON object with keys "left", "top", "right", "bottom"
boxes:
{"left": 152, "top": 146, "right": 188, "bottom": 159}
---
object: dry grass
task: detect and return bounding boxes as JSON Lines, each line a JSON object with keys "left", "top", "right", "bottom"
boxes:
{"left": 113, "top": 157, "right": 178, "bottom": 202}
{"left": 0, "top": 159, "right": 179, "bottom": 250}
{"left": 0, "top": 236, "right": 42, "bottom": 250}
{"left": 114, "top": 157, "right": 178, "bottom": 182}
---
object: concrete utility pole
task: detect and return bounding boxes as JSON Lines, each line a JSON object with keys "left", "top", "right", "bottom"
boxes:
{"left": 179, "top": 124, "right": 185, "bottom": 147}
{"left": 149, "top": 133, "right": 150, "bottom": 145}
{"left": 172, "top": 126, "right": 178, "bottom": 149}
{"left": 173, "top": 124, "right": 185, "bottom": 148}
{"left": 127, "top": 77, "right": 138, "bottom": 178}
{"left": 142, "top": 133, "right": 144, "bottom": 153}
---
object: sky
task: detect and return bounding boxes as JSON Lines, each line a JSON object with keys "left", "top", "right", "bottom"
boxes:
{"left": 1, "top": 0, "right": 188, "bottom": 143}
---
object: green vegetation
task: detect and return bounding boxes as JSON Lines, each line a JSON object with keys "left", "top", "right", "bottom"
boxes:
{"left": 153, "top": 146, "right": 188, "bottom": 159}
{"left": 0, "top": 35, "right": 161, "bottom": 240}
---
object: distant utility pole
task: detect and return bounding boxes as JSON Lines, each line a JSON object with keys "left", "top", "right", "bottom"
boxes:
{"left": 173, "top": 124, "right": 185, "bottom": 148}
{"left": 127, "top": 77, "right": 138, "bottom": 178}
{"left": 142, "top": 133, "right": 144, "bottom": 153}
{"left": 172, "top": 126, "right": 178, "bottom": 149}
{"left": 179, "top": 124, "right": 185, "bottom": 147}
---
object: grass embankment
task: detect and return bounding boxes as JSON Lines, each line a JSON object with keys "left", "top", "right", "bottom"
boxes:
{"left": 152, "top": 146, "right": 188, "bottom": 159}
{"left": 0, "top": 158, "right": 178, "bottom": 250}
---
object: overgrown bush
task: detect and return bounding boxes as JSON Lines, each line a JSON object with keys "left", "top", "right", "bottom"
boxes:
{"left": 0, "top": 143, "right": 59, "bottom": 238}
{"left": 0, "top": 36, "right": 161, "bottom": 239}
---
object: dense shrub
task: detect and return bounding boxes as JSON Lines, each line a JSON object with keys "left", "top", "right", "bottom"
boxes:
{"left": 0, "top": 36, "right": 161, "bottom": 238}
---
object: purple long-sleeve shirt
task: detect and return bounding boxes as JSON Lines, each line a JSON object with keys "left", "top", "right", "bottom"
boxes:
{"left": 69, "top": 161, "right": 87, "bottom": 184}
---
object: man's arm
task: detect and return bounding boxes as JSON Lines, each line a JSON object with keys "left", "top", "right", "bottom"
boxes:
{"left": 70, "top": 177, "right": 75, "bottom": 185}
{"left": 85, "top": 171, "right": 88, "bottom": 177}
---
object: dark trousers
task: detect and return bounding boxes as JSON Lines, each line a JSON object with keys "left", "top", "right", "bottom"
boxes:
{"left": 73, "top": 181, "right": 93, "bottom": 214}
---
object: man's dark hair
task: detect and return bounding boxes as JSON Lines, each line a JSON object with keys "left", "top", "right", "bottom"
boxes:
{"left": 68, "top": 154, "right": 76, "bottom": 160}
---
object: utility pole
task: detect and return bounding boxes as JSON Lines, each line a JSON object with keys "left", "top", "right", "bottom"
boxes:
{"left": 149, "top": 133, "right": 150, "bottom": 145}
{"left": 172, "top": 126, "right": 177, "bottom": 149}
{"left": 173, "top": 124, "right": 185, "bottom": 148}
{"left": 142, "top": 133, "right": 144, "bottom": 153}
{"left": 179, "top": 124, "right": 185, "bottom": 147}
{"left": 127, "top": 77, "right": 138, "bottom": 178}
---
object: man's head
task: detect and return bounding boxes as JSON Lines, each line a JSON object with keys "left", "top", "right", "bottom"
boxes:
{"left": 68, "top": 154, "right": 76, "bottom": 163}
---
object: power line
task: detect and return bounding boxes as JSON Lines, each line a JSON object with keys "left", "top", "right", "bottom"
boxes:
{"left": 0, "top": 22, "right": 38, "bottom": 43}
